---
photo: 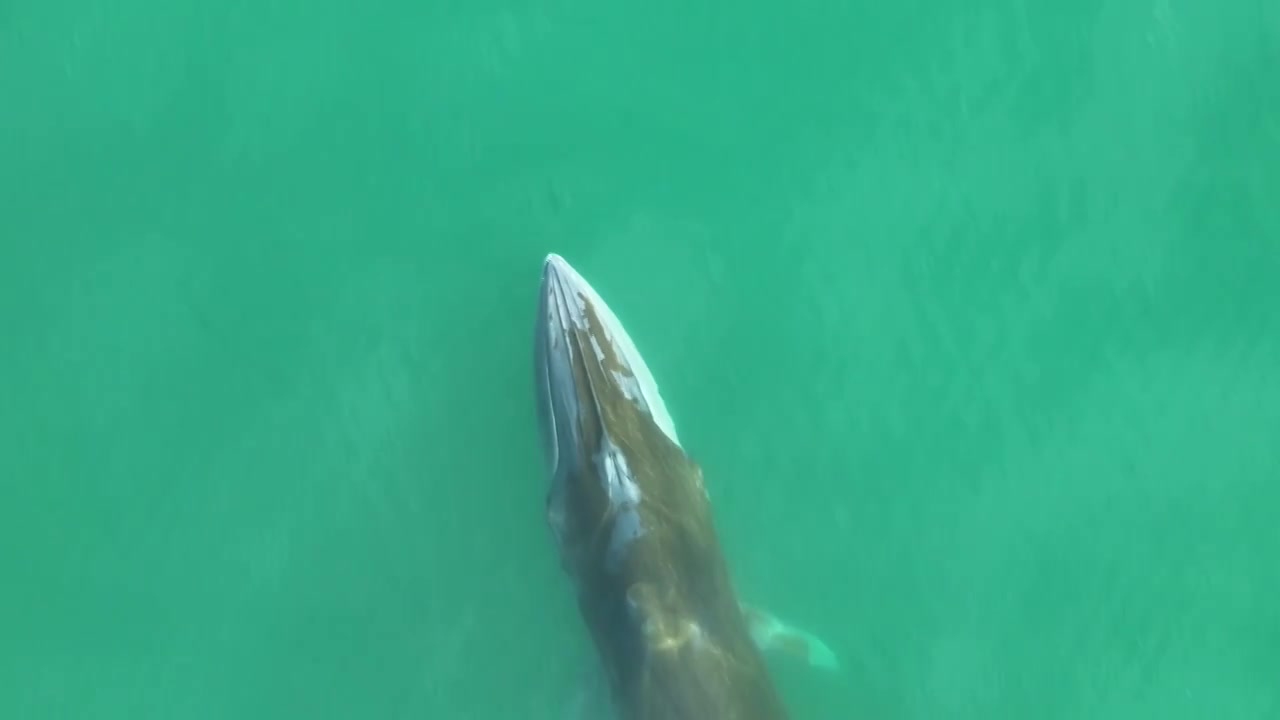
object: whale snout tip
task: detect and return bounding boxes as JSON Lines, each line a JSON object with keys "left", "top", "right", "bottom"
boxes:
{"left": 540, "top": 253, "right": 581, "bottom": 296}
{"left": 542, "top": 253, "right": 571, "bottom": 279}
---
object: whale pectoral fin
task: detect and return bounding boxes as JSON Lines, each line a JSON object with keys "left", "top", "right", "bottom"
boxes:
{"left": 741, "top": 603, "right": 840, "bottom": 673}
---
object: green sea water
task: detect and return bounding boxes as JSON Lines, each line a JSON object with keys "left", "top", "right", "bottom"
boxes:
{"left": 2, "top": 0, "right": 1278, "bottom": 717}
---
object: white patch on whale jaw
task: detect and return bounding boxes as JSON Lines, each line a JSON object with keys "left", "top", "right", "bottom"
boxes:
{"left": 597, "top": 435, "right": 648, "bottom": 574}
{"left": 544, "top": 435, "right": 650, "bottom": 578}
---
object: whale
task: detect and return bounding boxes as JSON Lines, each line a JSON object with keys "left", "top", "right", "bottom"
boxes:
{"left": 533, "top": 253, "right": 837, "bottom": 719}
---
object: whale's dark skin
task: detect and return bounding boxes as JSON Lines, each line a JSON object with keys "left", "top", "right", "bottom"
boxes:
{"left": 534, "top": 254, "right": 789, "bottom": 720}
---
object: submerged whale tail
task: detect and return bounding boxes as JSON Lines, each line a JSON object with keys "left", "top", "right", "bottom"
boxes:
{"left": 743, "top": 604, "right": 841, "bottom": 673}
